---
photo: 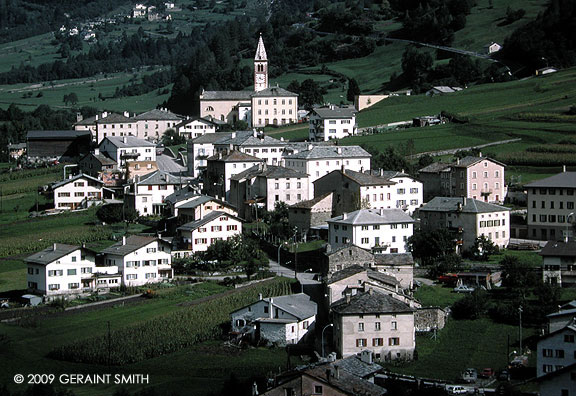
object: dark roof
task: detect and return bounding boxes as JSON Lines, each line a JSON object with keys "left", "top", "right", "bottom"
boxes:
{"left": 328, "top": 209, "right": 414, "bottom": 225}
{"left": 338, "top": 355, "right": 383, "bottom": 379}
{"left": 178, "top": 211, "right": 241, "bottom": 232}
{"left": 214, "top": 130, "right": 285, "bottom": 147}
{"left": 328, "top": 265, "right": 367, "bottom": 284}
{"left": 8, "top": 143, "right": 26, "bottom": 150}
{"left": 100, "top": 235, "right": 163, "bottom": 256}
{"left": 303, "top": 364, "right": 386, "bottom": 396}
{"left": 312, "top": 105, "right": 357, "bottom": 119}
{"left": 251, "top": 86, "right": 297, "bottom": 97}
{"left": 206, "top": 150, "right": 264, "bottom": 162}
{"left": 95, "top": 113, "right": 131, "bottom": 124}
{"left": 137, "top": 170, "right": 191, "bottom": 186}
{"left": 537, "top": 323, "right": 576, "bottom": 342}
{"left": 201, "top": 90, "right": 252, "bottom": 101}
{"left": 51, "top": 173, "right": 104, "bottom": 189}
{"left": 164, "top": 186, "right": 201, "bottom": 205}
{"left": 419, "top": 197, "right": 510, "bottom": 214}
{"left": 80, "top": 152, "right": 116, "bottom": 166}
{"left": 189, "top": 132, "right": 233, "bottom": 144}
{"left": 74, "top": 115, "right": 97, "bottom": 126}
{"left": 132, "top": 108, "right": 182, "bottom": 121}
{"left": 525, "top": 172, "right": 576, "bottom": 188}
{"left": 290, "top": 192, "right": 332, "bottom": 209}
{"left": 540, "top": 240, "right": 576, "bottom": 257}
{"left": 27, "top": 130, "right": 90, "bottom": 140}
{"left": 101, "top": 136, "right": 156, "bottom": 148}
{"left": 418, "top": 162, "right": 451, "bottom": 173}
{"left": 368, "top": 270, "right": 399, "bottom": 286}
{"left": 331, "top": 290, "right": 415, "bottom": 315}
{"left": 547, "top": 308, "right": 576, "bottom": 318}
{"left": 284, "top": 145, "right": 370, "bottom": 160}
{"left": 337, "top": 169, "right": 396, "bottom": 187}
{"left": 26, "top": 244, "right": 82, "bottom": 265}
{"left": 452, "top": 156, "right": 506, "bottom": 168}
{"left": 374, "top": 253, "right": 414, "bottom": 266}
{"left": 177, "top": 195, "right": 234, "bottom": 210}
{"left": 230, "top": 164, "right": 308, "bottom": 181}
{"left": 263, "top": 293, "right": 317, "bottom": 320}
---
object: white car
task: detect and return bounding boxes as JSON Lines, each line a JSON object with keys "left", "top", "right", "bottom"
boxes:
{"left": 446, "top": 385, "right": 468, "bottom": 394}
{"left": 453, "top": 285, "right": 475, "bottom": 293}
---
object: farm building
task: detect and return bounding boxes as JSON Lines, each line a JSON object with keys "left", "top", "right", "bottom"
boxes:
{"left": 26, "top": 130, "right": 91, "bottom": 161}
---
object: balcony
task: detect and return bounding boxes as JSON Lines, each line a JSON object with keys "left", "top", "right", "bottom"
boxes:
{"left": 481, "top": 189, "right": 493, "bottom": 197}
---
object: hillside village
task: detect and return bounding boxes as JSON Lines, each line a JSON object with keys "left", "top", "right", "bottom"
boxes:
{"left": 1, "top": 1, "right": 576, "bottom": 396}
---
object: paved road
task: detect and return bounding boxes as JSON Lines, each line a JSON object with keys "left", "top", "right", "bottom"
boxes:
{"left": 268, "top": 259, "right": 296, "bottom": 278}
{"left": 156, "top": 153, "right": 186, "bottom": 174}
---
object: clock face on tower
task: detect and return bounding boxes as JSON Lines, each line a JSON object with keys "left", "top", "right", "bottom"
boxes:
{"left": 255, "top": 74, "right": 266, "bottom": 84}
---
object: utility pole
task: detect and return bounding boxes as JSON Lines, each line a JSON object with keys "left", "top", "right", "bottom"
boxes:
{"left": 518, "top": 306, "right": 523, "bottom": 353}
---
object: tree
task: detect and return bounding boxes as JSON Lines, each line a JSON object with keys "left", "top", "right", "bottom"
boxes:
{"left": 401, "top": 46, "right": 433, "bottom": 87}
{"left": 298, "top": 79, "right": 326, "bottom": 110}
{"left": 62, "top": 92, "right": 78, "bottom": 106}
{"left": 161, "top": 128, "right": 185, "bottom": 145}
{"left": 466, "top": 235, "right": 499, "bottom": 261}
{"left": 500, "top": 255, "right": 539, "bottom": 302}
{"left": 451, "top": 289, "right": 489, "bottom": 319}
{"left": 408, "top": 229, "right": 457, "bottom": 267}
{"left": 346, "top": 78, "right": 360, "bottom": 102}
{"left": 96, "top": 204, "right": 138, "bottom": 224}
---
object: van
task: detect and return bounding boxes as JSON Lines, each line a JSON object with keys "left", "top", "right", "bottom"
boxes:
{"left": 446, "top": 385, "right": 468, "bottom": 394}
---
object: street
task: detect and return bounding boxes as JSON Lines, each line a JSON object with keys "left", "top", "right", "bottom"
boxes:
{"left": 156, "top": 153, "right": 186, "bottom": 174}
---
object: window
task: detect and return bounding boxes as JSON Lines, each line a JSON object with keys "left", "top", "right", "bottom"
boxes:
{"left": 565, "top": 334, "right": 575, "bottom": 343}
{"left": 375, "top": 322, "right": 381, "bottom": 331}
{"left": 556, "top": 349, "right": 566, "bottom": 358}
{"left": 543, "top": 365, "right": 554, "bottom": 373}
{"left": 147, "top": 248, "right": 157, "bottom": 253}
{"left": 314, "top": 385, "right": 323, "bottom": 394}
{"left": 356, "top": 339, "right": 367, "bottom": 347}
{"left": 67, "top": 269, "right": 77, "bottom": 276}
{"left": 373, "top": 338, "right": 384, "bottom": 346}
{"left": 68, "top": 283, "right": 79, "bottom": 289}
{"left": 126, "top": 274, "right": 137, "bottom": 280}
{"left": 81, "top": 267, "right": 92, "bottom": 274}
{"left": 389, "top": 337, "right": 400, "bottom": 346}
{"left": 358, "top": 322, "right": 364, "bottom": 331}
{"left": 391, "top": 321, "right": 397, "bottom": 330}
{"left": 48, "top": 270, "right": 63, "bottom": 277}
{"left": 48, "top": 284, "right": 60, "bottom": 291}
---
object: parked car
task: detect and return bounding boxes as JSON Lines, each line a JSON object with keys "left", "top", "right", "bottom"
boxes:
{"left": 462, "top": 368, "right": 477, "bottom": 383}
{"left": 446, "top": 385, "right": 468, "bottom": 394}
{"left": 454, "top": 285, "right": 475, "bottom": 293}
{"left": 480, "top": 368, "right": 494, "bottom": 378}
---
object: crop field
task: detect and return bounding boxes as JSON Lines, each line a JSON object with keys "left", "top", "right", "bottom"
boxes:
{"left": 0, "top": 278, "right": 297, "bottom": 396}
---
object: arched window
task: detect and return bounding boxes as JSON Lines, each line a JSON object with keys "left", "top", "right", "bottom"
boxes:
{"left": 206, "top": 106, "right": 214, "bottom": 112}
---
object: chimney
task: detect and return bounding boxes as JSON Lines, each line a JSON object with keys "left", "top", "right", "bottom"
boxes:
{"left": 380, "top": 169, "right": 383, "bottom": 176}
{"left": 280, "top": 137, "right": 284, "bottom": 141}
{"left": 334, "top": 366, "right": 340, "bottom": 380}
{"left": 82, "top": 242, "right": 86, "bottom": 248}
{"left": 158, "top": 233, "right": 162, "bottom": 240}
{"left": 76, "top": 112, "right": 83, "bottom": 122}
{"left": 308, "top": 144, "right": 313, "bottom": 150}
{"left": 479, "top": 152, "right": 482, "bottom": 158}
{"left": 124, "top": 111, "right": 130, "bottom": 117}
{"left": 342, "top": 212, "right": 347, "bottom": 220}
{"left": 258, "top": 293, "right": 263, "bottom": 300}
{"left": 122, "top": 236, "right": 126, "bottom": 245}
{"left": 53, "top": 243, "right": 57, "bottom": 251}
{"left": 463, "top": 196, "right": 467, "bottom": 206}
{"left": 269, "top": 298, "right": 273, "bottom": 318}
{"left": 95, "top": 114, "right": 99, "bottom": 121}
{"left": 368, "top": 287, "right": 374, "bottom": 295}
{"left": 345, "top": 294, "right": 351, "bottom": 304}
{"left": 231, "top": 132, "right": 236, "bottom": 139}
{"left": 94, "top": 148, "right": 100, "bottom": 156}
{"left": 380, "top": 208, "right": 384, "bottom": 216}
{"left": 262, "top": 162, "right": 267, "bottom": 171}
{"left": 456, "top": 158, "right": 460, "bottom": 165}
{"left": 102, "top": 111, "right": 108, "bottom": 118}
{"left": 123, "top": 137, "right": 127, "bottom": 144}
{"left": 337, "top": 147, "right": 342, "bottom": 154}
{"left": 564, "top": 165, "right": 567, "bottom": 173}
{"left": 253, "top": 130, "right": 258, "bottom": 137}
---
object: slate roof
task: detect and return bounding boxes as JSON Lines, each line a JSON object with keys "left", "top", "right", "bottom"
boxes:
{"left": 100, "top": 235, "right": 163, "bottom": 256}
{"left": 453, "top": 156, "right": 506, "bottom": 168}
{"left": 547, "top": 308, "right": 576, "bottom": 318}
{"left": 27, "top": 130, "right": 90, "bottom": 139}
{"left": 419, "top": 197, "right": 510, "bottom": 214}
{"left": 163, "top": 186, "right": 201, "bottom": 205}
{"left": 215, "top": 130, "right": 285, "bottom": 147}
{"left": 263, "top": 293, "right": 317, "bottom": 320}
{"left": 51, "top": 173, "right": 104, "bottom": 189}
{"left": 95, "top": 113, "right": 131, "bottom": 124}
{"left": 525, "top": 172, "right": 576, "bottom": 188}
{"left": 176, "top": 195, "right": 233, "bottom": 210}
{"left": 102, "top": 136, "right": 156, "bottom": 148}
{"left": 368, "top": 271, "right": 400, "bottom": 287}
{"left": 328, "top": 265, "right": 367, "bottom": 284}
{"left": 290, "top": 192, "right": 332, "bottom": 209}
{"left": 26, "top": 243, "right": 81, "bottom": 265}
{"left": 251, "top": 86, "right": 297, "bottom": 97}
{"left": 74, "top": 115, "right": 97, "bottom": 126}
{"left": 338, "top": 355, "right": 383, "bottom": 379}
{"left": 303, "top": 364, "right": 386, "bottom": 396}
{"left": 137, "top": 170, "right": 191, "bottom": 185}
{"left": 328, "top": 209, "right": 414, "bottom": 225}
{"left": 201, "top": 90, "right": 253, "bottom": 101}
{"left": 284, "top": 145, "right": 370, "bottom": 160}
{"left": 178, "top": 211, "right": 241, "bottom": 232}
{"left": 312, "top": 105, "right": 357, "bottom": 119}
{"left": 331, "top": 290, "right": 415, "bottom": 315}
{"left": 132, "top": 108, "right": 182, "bottom": 121}
{"left": 230, "top": 164, "right": 308, "bottom": 181}
{"left": 337, "top": 169, "right": 395, "bottom": 186}
{"left": 206, "top": 150, "right": 264, "bottom": 162}
{"left": 540, "top": 240, "right": 576, "bottom": 257}
{"left": 374, "top": 253, "right": 414, "bottom": 266}
{"left": 190, "top": 132, "right": 233, "bottom": 144}
{"left": 80, "top": 152, "right": 116, "bottom": 166}
{"left": 174, "top": 117, "right": 218, "bottom": 129}
{"left": 418, "top": 162, "right": 451, "bottom": 173}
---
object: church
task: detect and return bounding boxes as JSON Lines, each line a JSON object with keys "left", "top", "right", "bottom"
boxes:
{"left": 199, "top": 34, "right": 298, "bottom": 128}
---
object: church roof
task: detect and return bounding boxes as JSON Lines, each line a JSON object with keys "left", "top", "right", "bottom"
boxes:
{"left": 251, "top": 86, "right": 297, "bottom": 97}
{"left": 201, "top": 91, "right": 252, "bottom": 101}
{"left": 255, "top": 34, "right": 267, "bottom": 61}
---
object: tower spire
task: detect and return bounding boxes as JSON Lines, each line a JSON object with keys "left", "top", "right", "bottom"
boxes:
{"left": 255, "top": 33, "right": 267, "bottom": 61}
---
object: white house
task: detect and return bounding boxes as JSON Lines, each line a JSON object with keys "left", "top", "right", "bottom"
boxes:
{"left": 309, "top": 104, "right": 357, "bottom": 141}
{"left": 26, "top": 243, "right": 120, "bottom": 299}
{"left": 175, "top": 117, "right": 218, "bottom": 140}
{"left": 177, "top": 211, "right": 243, "bottom": 252}
{"left": 230, "top": 293, "right": 317, "bottom": 346}
{"left": 537, "top": 323, "right": 576, "bottom": 378}
{"left": 283, "top": 145, "right": 371, "bottom": 184}
{"left": 176, "top": 195, "right": 239, "bottom": 224}
{"left": 483, "top": 42, "right": 502, "bottom": 55}
{"left": 419, "top": 197, "right": 510, "bottom": 252}
{"left": 99, "top": 136, "right": 157, "bottom": 166}
{"left": 331, "top": 289, "right": 416, "bottom": 360}
{"left": 186, "top": 132, "right": 233, "bottom": 178}
{"left": 229, "top": 163, "right": 310, "bottom": 220}
{"left": 213, "top": 130, "right": 287, "bottom": 166}
{"left": 126, "top": 170, "right": 191, "bottom": 215}
{"left": 101, "top": 235, "right": 173, "bottom": 286}
{"left": 328, "top": 209, "right": 415, "bottom": 253}
{"left": 52, "top": 173, "right": 114, "bottom": 210}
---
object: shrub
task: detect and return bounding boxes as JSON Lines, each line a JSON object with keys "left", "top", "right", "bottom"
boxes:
{"left": 451, "top": 289, "right": 489, "bottom": 320}
{"left": 96, "top": 204, "right": 138, "bottom": 224}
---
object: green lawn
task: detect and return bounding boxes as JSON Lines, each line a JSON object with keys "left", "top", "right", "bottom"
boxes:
{"left": 0, "top": 259, "right": 26, "bottom": 293}
{"left": 414, "top": 284, "right": 465, "bottom": 308}
{"left": 385, "top": 318, "right": 534, "bottom": 381}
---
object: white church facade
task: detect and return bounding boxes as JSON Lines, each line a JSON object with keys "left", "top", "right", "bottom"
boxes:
{"left": 199, "top": 34, "right": 298, "bottom": 128}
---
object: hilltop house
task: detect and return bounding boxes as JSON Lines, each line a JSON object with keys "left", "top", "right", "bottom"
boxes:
{"left": 125, "top": 170, "right": 191, "bottom": 215}
{"left": 230, "top": 293, "right": 317, "bottom": 346}
{"left": 176, "top": 211, "right": 243, "bottom": 252}
{"left": 52, "top": 173, "right": 114, "bottom": 210}
{"left": 308, "top": 104, "right": 357, "bottom": 141}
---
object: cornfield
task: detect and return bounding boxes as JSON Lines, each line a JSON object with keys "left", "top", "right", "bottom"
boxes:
{"left": 48, "top": 278, "right": 293, "bottom": 365}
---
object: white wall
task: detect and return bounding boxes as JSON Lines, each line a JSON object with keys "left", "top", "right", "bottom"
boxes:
{"left": 54, "top": 177, "right": 104, "bottom": 210}
{"left": 180, "top": 215, "right": 242, "bottom": 252}
{"left": 329, "top": 222, "right": 413, "bottom": 253}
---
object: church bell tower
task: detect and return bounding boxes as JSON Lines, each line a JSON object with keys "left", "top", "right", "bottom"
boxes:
{"left": 254, "top": 34, "right": 268, "bottom": 92}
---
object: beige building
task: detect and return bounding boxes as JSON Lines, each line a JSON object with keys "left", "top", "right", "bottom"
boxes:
{"left": 288, "top": 192, "right": 333, "bottom": 236}
{"left": 354, "top": 95, "right": 389, "bottom": 111}
{"left": 199, "top": 34, "right": 297, "bottom": 128}
{"left": 331, "top": 289, "right": 416, "bottom": 360}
